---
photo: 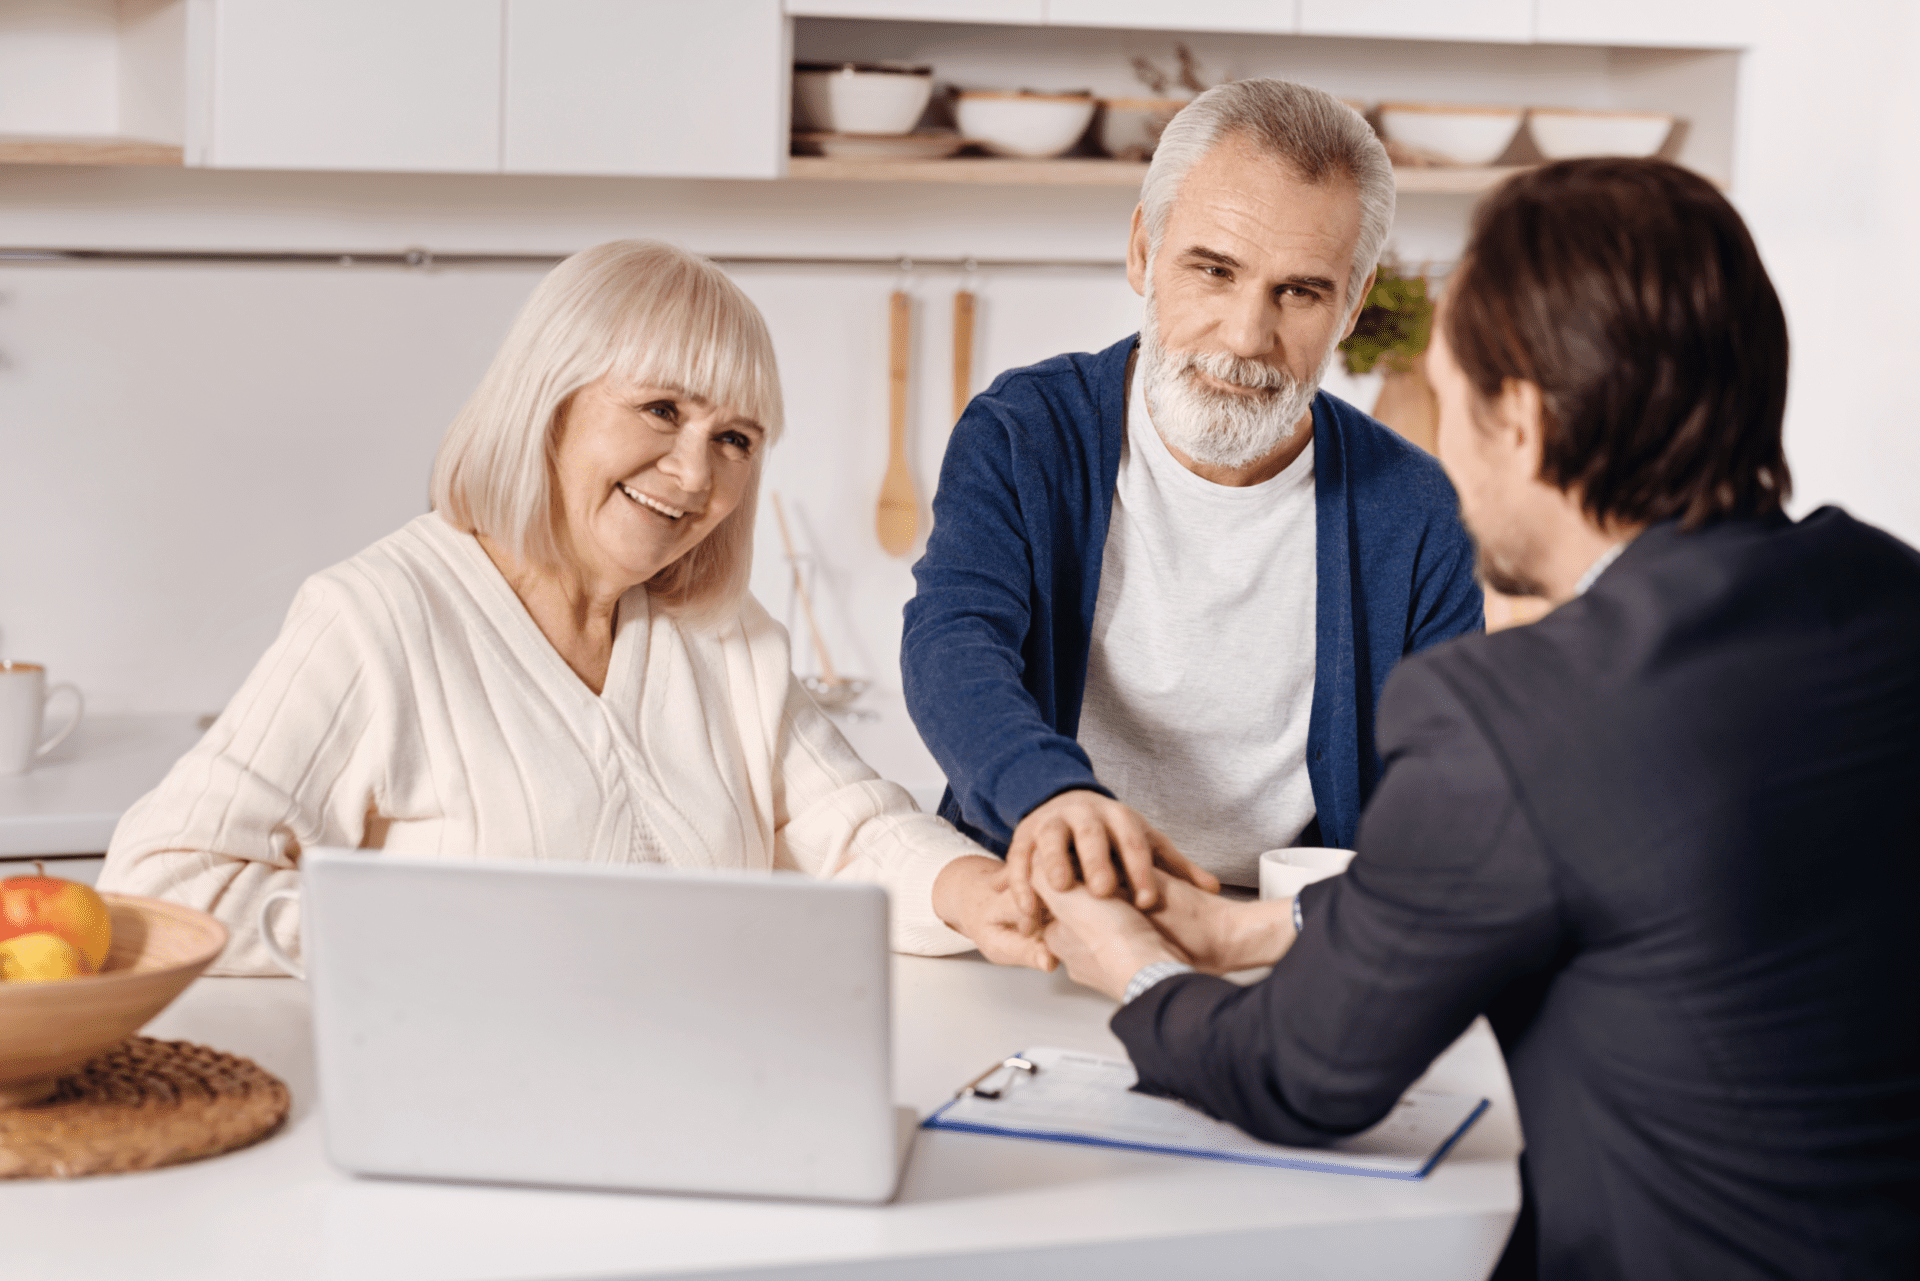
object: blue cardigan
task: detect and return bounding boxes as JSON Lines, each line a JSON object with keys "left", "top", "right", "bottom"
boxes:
{"left": 901, "top": 335, "right": 1483, "bottom": 854}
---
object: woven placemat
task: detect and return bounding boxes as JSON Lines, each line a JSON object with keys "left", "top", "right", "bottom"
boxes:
{"left": 0, "top": 1037, "right": 290, "bottom": 1179}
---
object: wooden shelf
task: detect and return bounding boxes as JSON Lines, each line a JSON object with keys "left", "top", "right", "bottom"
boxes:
{"left": 0, "top": 136, "right": 1527, "bottom": 193}
{"left": 786, "top": 155, "right": 1149, "bottom": 186}
{"left": 1392, "top": 165, "right": 1531, "bottom": 194}
{"left": 786, "top": 154, "right": 1529, "bottom": 193}
{"left": 0, "top": 135, "right": 184, "bottom": 166}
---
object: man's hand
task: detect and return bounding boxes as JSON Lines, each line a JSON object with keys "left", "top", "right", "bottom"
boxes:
{"left": 931, "top": 855, "right": 1055, "bottom": 971}
{"left": 1139, "top": 871, "right": 1297, "bottom": 974}
{"left": 1035, "top": 879, "right": 1189, "bottom": 1001}
{"left": 1006, "top": 790, "right": 1221, "bottom": 917}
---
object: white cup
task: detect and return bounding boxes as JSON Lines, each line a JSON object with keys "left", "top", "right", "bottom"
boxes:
{"left": 0, "top": 661, "right": 84, "bottom": 776}
{"left": 256, "top": 888, "right": 305, "bottom": 979}
{"left": 1258, "top": 846, "right": 1356, "bottom": 902}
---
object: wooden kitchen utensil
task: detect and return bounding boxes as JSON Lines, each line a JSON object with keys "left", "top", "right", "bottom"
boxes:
{"left": 952, "top": 286, "right": 976, "bottom": 424}
{"left": 876, "top": 290, "right": 918, "bottom": 557}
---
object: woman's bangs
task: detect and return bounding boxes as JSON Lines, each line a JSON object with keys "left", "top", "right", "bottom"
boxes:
{"left": 610, "top": 266, "right": 782, "bottom": 438}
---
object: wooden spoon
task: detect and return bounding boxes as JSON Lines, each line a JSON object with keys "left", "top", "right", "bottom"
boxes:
{"left": 952, "top": 286, "right": 976, "bottom": 424}
{"left": 876, "top": 290, "right": 918, "bottom": 557}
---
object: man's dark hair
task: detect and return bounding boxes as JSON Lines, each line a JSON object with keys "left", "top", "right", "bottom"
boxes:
{"left": 1443, "top": 157, "right": 1791, "bottom": 530}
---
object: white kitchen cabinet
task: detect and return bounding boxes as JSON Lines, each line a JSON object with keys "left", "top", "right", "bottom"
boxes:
{"left": 785, "top": 1, "right": 1044, "bottom": 23}
{"left": 1, "top": 0, "right": 1750, "bottom": 180}
{"left": 503, "top": 0, "right": 787, "bottom": 178}
{"left": 1299, "top": 0, "right": 1530, "bottom": 44}
{"left": 205, "top": 0, "right": 502, "bottom": 172}
{"left": 0, "top": 0, "right": 188, "bottom": 159}
{"left": 1044, "top": 1, "right": 1296, "bottom": 34}
{"left": 1533, "top": 0, "right": 1750, "bottom": 48}
{"left": 0, "top": 0, "right": 120, "bottom": 135}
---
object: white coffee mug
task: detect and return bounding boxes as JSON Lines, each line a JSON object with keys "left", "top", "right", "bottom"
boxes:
{"left": 0, "top": 661, "right": 84, "bottom": 776}
{"left": 256, "top": 888, "right": 306, "bottom": 979}
{"left": 1258, "top": 846, "right": 1356, "bottom": 902}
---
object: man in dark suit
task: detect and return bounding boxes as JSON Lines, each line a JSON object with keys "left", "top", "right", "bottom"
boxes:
{"left": 1035, "top": 158, "right": 1920, "bottom": 1279}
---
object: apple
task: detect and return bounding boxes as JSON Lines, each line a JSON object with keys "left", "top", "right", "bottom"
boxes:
{"left": 0, "top": 865, "right": 112, "bottom": 975}
{"left": 0, "top": 931, "right": 86, "bottom": 983}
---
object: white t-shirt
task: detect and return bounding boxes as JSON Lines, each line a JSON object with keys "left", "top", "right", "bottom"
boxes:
{"left": 1074, "top": 359, "right": 1318, "bottom": 888}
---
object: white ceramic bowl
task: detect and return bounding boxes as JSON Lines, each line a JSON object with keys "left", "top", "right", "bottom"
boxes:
{"left": 1377, "top": 102, "right": 1524, "bottom": 166}
{"left": 1527, "top": 108, "right": 1674, "bottom": 159}
{"left": 956, "top": 91, "right": 1097, "bottom": 159}
{"left": 793, "top": 63, "right": 934, "bottom": 136}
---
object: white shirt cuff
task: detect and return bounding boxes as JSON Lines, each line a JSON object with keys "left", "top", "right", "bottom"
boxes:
{"left": 1122, "top": 960, "right": 1196, "bottom": 1005}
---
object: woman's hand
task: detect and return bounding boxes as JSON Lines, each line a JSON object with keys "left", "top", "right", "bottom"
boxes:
{"left": 1005, "top": 790, "right": 1221, "bottom": 917}
{"left": 932, "top": 855, "right": 1055, "bottom": 971}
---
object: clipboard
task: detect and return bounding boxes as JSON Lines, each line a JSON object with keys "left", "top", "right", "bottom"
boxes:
{"left": 922, "top": 1046, "right": 1489, "bottom": 1181}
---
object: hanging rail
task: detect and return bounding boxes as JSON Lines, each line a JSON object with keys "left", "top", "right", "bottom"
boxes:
{"left": 0, "top": 247, "right": 1126, "bottom": 271}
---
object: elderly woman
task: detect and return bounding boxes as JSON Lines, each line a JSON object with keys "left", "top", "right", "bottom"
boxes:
{"left": 100, "top": 240, "right": 1047, "bottom": 975}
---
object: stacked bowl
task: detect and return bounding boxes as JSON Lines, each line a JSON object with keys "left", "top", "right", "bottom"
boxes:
{"left": 954, "top": 90, "right": 1098, "bottom": 159}
{"left": 1374, "top": 100, "right": 1676, "bottom": 166}
{"left": 1526, "top": 108, "right": 1675, "bottom": 159}
{"left": 791, "top": 62, "right": 962, "bottom": 160}
{"left": 1376, "top": 102, "right": 1528, "bottom": 167}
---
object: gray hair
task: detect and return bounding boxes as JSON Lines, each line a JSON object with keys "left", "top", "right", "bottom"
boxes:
{"left": 1141, "top": 79, "right": 1395, "bottom": 316}
{"left": 431, "top": 240, "right": 783, "bottom": 628}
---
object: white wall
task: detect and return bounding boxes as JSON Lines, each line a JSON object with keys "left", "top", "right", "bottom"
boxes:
{"left": 0, "top": 169, "right": 1150, "bottom": 716}
{"left": 2, "top": 0, "right": 1916, "bottom": 727}
{"left": 1736, "top": 2, "right": 1920, "bottom": 540}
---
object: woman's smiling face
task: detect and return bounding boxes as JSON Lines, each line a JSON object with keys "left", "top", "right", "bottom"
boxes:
{"left": 549, "top": 374, "right": 764, "bottom": 596}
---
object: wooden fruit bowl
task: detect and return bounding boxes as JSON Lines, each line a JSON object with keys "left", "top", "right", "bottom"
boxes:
{"left": 0, "top": 894, "right": 227, "bottom": 1108}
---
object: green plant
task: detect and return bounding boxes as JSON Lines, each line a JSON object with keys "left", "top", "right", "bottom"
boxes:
{"left": 1340, "top": 265, "right": 1433, "bottom": 376}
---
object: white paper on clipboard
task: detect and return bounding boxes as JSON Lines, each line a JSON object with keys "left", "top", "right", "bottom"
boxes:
{"left": 924, "top": 1046, "right": 1488, "bottom": 1180}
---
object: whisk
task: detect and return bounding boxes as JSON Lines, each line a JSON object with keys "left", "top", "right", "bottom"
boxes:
{"left": 770, "top": 493, "right": 867, "bottom": 712}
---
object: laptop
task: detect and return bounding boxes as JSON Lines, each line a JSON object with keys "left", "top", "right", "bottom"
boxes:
{"left": 296, "top": 847, "right": 913, "bottom": 1203}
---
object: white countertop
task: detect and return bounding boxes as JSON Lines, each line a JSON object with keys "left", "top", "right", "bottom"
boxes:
{"left": 0, "top": 713, "right": 202, "bottom": 857}
{"left": 7, "top": 955, "right": 1521, "bottom": 1281}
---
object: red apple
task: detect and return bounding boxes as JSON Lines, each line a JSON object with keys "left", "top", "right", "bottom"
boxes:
{"left": 0, "top": 867, "right": 111, "bottom": 974}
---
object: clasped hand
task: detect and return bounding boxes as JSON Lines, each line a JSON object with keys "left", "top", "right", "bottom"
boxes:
{"left": 1005, "top": 789, "right": 1221, "bottom": 915}
{"left": 1037, "top": 871, "right": 1297, "bottom": 999}
{"left": 939, "top": 792, "right": 1293, "bottom": 987}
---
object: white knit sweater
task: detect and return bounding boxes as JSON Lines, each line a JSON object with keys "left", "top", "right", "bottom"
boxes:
{"left": 100, "top": 513, "right": 977, "bottom": 973}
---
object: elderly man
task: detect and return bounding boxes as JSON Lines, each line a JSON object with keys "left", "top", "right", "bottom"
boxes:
{"left": 902, "top": 79, "right": 1481, "bottom": 909}
{"left": 1041, "top": 158, "right": 1920, "bottom": 1279}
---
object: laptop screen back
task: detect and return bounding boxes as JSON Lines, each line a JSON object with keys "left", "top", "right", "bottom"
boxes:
{"left": 300, "top": 849, "right": 901, "bottom": 1202}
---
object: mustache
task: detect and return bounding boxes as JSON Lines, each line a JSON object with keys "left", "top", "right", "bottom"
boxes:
{"left": 1175, "top": 348, "right": 1294, "bottom": 394}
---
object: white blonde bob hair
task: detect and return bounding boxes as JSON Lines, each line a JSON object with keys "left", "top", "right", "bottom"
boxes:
{"left": 431, "top": 240, "right": 783, "bottom": 627}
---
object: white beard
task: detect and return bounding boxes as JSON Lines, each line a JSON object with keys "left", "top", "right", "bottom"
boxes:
{"left": 1139, "top": 288, "right": 1336, "bottom": 471}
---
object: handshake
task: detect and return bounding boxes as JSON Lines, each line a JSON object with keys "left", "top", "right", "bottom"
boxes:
{"left": 931, "top": 789, "right": 1302, "bottom": 1000}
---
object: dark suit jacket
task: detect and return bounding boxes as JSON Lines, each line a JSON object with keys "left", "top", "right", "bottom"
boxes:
{"left": 1113, "top": 509, "right": 1920, "bottom": 1280}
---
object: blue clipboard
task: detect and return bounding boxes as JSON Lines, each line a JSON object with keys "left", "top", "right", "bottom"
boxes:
{"left": 922, "top": 1046, "right": 1489, "bottom": 1181}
